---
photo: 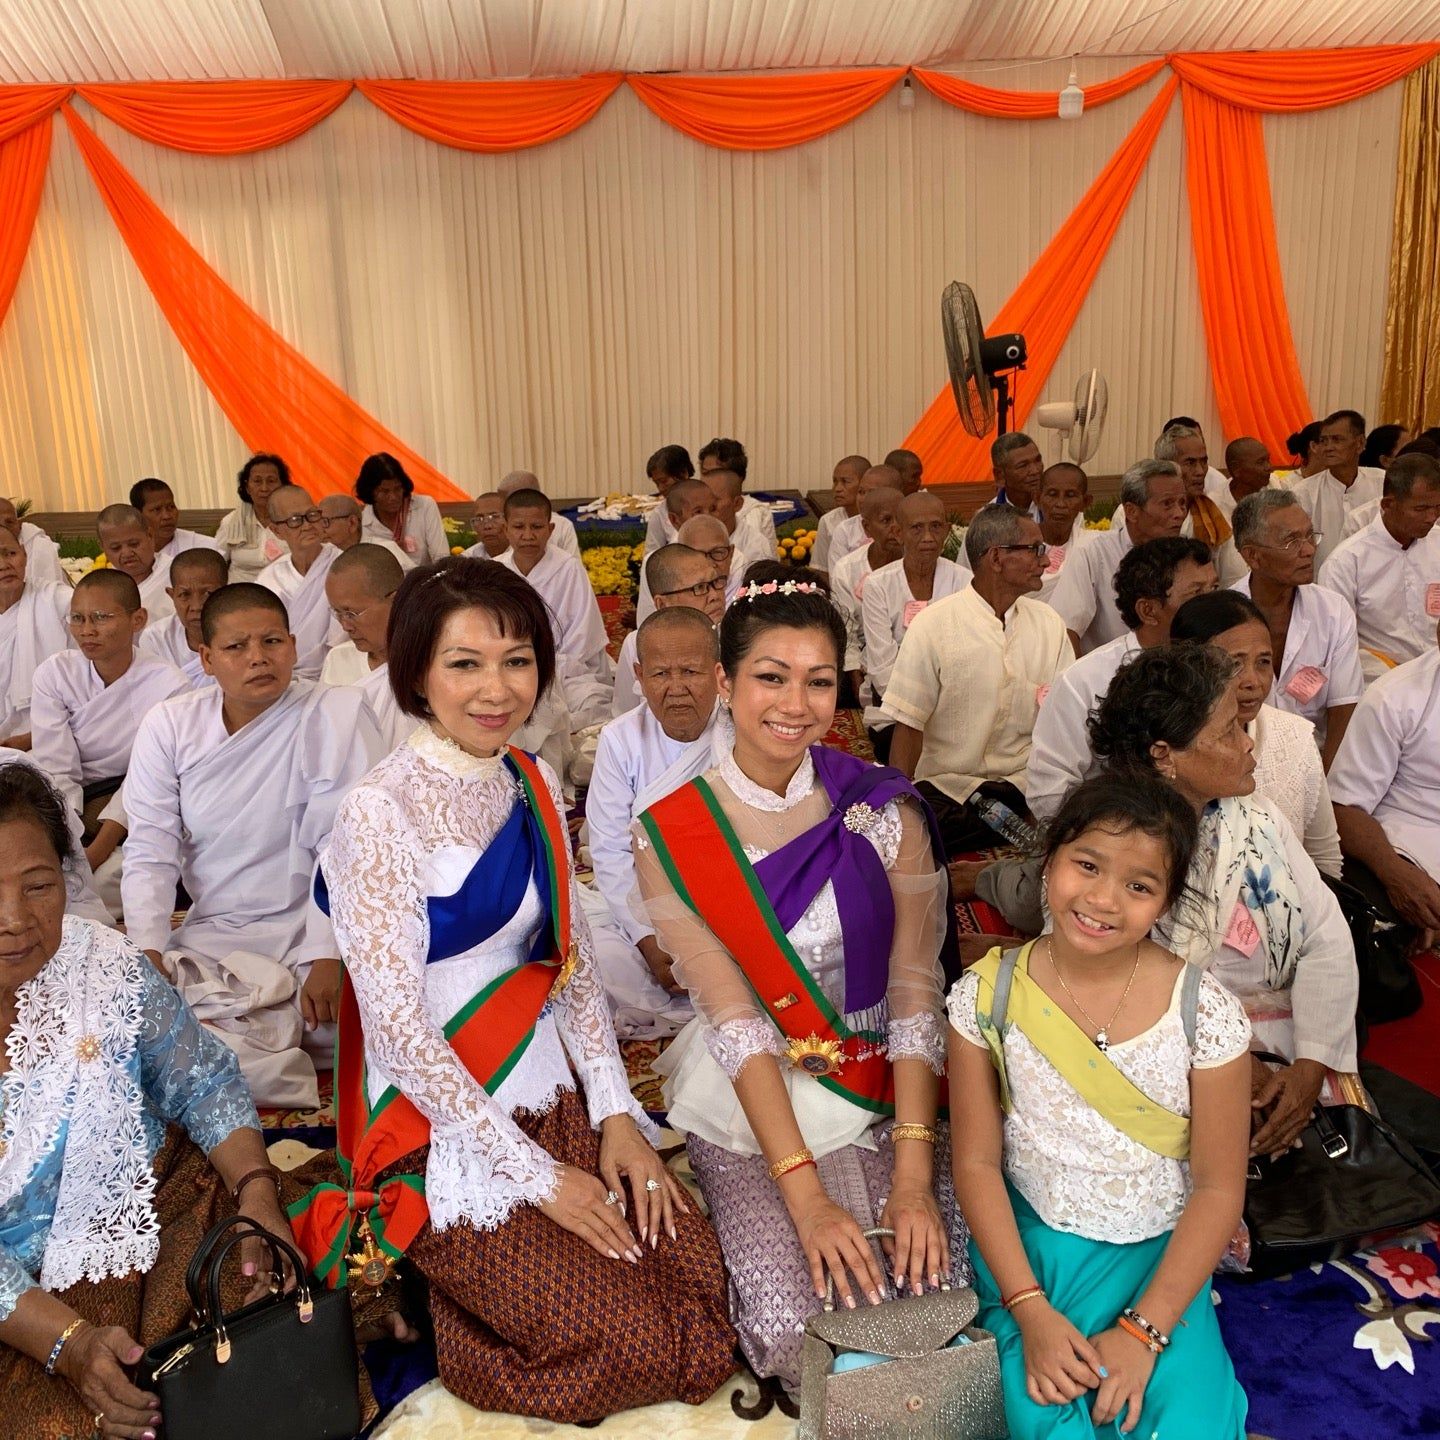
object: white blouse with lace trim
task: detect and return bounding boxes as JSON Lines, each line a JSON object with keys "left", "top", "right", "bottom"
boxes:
{"left": 949, "top": 965, "right": 1251, "bottom": 1243}
{"left": 323, "top": 726, "right": 657, "bottom": 1233}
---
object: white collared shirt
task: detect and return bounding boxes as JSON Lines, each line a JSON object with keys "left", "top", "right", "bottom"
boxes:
{"left": 860, "top": 556, "right": 970, "bottom": 728}
{"left": 1290, "top": 467, "right": 1384, "bottom": 566}
{"left": 1045, "top": 525, "right": 1132, "bottom": 653}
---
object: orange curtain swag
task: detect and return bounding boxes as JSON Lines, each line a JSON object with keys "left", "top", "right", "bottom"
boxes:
{"left": 0, "top": 116, "right": 52, "bottom": 330}
{"left": 1170, "top": 45, "right": 1440, "bottom": 112}
{"left": 913, "top": 58, "right": 1164, "bottom": 119}
{"left": 62, "top": 105, "right": 466, "bottom": 503}
{"left": 904, "top": 78, "right": 1178, "bottom": 479}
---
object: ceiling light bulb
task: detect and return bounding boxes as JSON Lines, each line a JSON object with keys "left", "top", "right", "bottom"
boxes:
{"left": 899, "top": 76, "right": 915, "bottom": 111}
{"left": 1058, "top": 67, "right": 1084, "bottom": 120}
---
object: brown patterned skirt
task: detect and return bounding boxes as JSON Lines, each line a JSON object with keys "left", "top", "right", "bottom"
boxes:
{"left": 398, "top": 1089, "right": 737, "bottom": 1423}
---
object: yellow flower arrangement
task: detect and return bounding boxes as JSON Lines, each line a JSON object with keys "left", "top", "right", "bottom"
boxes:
{"left": 582, "top": 544, "right": 639, "bottom": 597}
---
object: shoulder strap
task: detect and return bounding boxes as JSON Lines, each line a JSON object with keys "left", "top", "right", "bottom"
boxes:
{"left": 989, "top": 946, "right": 1022, "bottom": 1032}
{"left": 1180, "top": 963, "right": 1204, "bottom": 1048}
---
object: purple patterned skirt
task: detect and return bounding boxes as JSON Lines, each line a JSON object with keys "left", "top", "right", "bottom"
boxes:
{"left": 686, "top": 1119, "right": 972, "bottom": 1392}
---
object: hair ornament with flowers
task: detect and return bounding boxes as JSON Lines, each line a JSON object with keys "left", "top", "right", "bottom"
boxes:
{"left": 735, "top": 579, "right": 822, "bottom": 603}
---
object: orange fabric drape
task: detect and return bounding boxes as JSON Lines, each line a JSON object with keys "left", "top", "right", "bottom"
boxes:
{"left": 1170, "top": 45, "right": 1440, "bottom": 112}
{"left": 913, "top": 58, "right": 1165, "bottom": 119}
{"left": 75, "top": 81, "right": 351, "bottom": 153}
{"left": 360, "top": 74, "right": 622, "bottom": 151}
{"left": 0, "top": 85, "right": 68, "bottom": 143}
{"left": 61, "top": 105, "right": 466, "bottom": 503}
{"left": 627, "top": 69, "right": 903, "bottom": 150}
{"left": 1181, "top": 83, "right": 1311, "bottom": 460}
{"left": 0, "top": 116, "right": 52, "bottom": 329}
{"left": 903, "top": 78, "right": 1178, "bottom": 480}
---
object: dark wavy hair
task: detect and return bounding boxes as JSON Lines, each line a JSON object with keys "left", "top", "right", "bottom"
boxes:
{"left": 719, "top": 562, "right": 845, "bottom": 677}
{"left": 1041, "top": 770, "right": 1198, "bottom": 911}
{"left": 355, "top": 452, "right": 414, "bottom": 508}
{"left": 1113, "top": 537, "right": 1213, "bottom": 630}
{"left": 1168, "top": 590, "right": 1267, "bottom": 645}
{"left": 1361, "top": 423, "right": 1406, "bottom": 469}
{"left": 236, "top": 453, "right": 290, "bottom": 505}
{"left": 0, "top": 762, "right": 76, "bottom": 868}
{"left": 699, "top": 436, "right": 748, "bottom": 481}
{"left": 387, "top": 556, "right": 556, "bottom": 719}
{"left": 1087, "top": 643, "right": 1240, "bottom": 772}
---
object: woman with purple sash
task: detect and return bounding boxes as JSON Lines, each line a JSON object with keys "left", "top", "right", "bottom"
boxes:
{"left": 635, "top": 565, "right": 968, "bottom": 1394}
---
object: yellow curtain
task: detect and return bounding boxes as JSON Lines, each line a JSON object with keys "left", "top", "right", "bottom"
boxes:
{"left": 1380, "top": 57, "right": 1440, "bottom": 429}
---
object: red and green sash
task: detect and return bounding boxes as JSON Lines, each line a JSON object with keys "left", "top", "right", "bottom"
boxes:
{"left": 639, "top": 777, "right": 895, "bottom": 1115}
{"left": 290, "top": 747, "right": 576, "bottom": 1287}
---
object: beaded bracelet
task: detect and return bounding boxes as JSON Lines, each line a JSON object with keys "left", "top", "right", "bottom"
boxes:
{"left": 45, "top": 1318, "right": 86, "bottom": 1376}
{"left": 1117, "top": 1315, "right": 1163, "bottom": 1354}
{"left": 1121, "top": 1307, "right": 1171, "bottom": 1349}
{"left": 768, "top": 1147, "right": 816, "bottom": 1181}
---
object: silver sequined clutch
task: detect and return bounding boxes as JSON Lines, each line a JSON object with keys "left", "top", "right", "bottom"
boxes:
{"left": 798, "top": 1230, "right": 1007, "bottom": 1440}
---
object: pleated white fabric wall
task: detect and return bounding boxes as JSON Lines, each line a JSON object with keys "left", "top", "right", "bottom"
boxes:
{"left": 0, "top": 59, "right": 1402, "bottom": 511}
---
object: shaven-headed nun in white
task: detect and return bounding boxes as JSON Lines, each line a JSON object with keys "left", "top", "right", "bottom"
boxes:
{"left": 122, "top": 583, "right": 382, "bottom": 1106}
{"left": 96, "top": 503, "right": 175, "bottom": 629}
{"left": 255, "top": 485, "right": 342, "bottom": 680}
{"left": 139, "top": 545, "right": 229, "bottom": 687}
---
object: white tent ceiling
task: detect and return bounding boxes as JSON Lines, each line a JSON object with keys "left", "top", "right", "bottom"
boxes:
{"left": 2, "top": 0, "right": 1438, "bottom": 83}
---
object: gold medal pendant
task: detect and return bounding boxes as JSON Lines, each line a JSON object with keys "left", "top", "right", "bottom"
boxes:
{"left": 785, "top": 1033, "right": 846, "bottom": 1077}
{"left": 346, "top": 1220, "right": 396, "bottom": 1290}
{"left": 549, "top": 943, "right": 580, "bottom": 999}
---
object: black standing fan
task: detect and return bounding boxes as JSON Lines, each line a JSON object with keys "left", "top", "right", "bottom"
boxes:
{"left": 941, "top": 281, "right": 1028, "bottom": 437}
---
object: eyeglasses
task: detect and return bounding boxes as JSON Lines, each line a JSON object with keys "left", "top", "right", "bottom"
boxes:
{"left": 656, "top": 575, "right": 728, "bottom": 600}
{"left": 1254, "top": 531, "right": 1321, "bottom": 554}
{"left": 330, "top": 592, "right": 397, "bottom": 625}
{"left": 994, "top": 542, "right": 1049, "bottom": 559}
{"left": 698, "top": 545, "right": 734, "bottom": 565}
{"left": 68, "top": 610, "right": 120, "bottom": 626}
{"left": 275, "top": 510, "right": 325, "bottom": 530}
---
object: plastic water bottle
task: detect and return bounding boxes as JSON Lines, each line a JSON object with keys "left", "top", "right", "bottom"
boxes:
{"left": 973, "top": 796, "right": 1038, "bottom": 850}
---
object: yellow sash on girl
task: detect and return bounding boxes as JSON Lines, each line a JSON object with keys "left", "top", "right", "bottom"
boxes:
{"left": 971, "top": 942, "right": 1191, "bottom": 1161}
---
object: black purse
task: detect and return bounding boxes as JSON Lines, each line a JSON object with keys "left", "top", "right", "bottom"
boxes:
{"left": 1242, "top": 1100, "right": 1440, "bottom": 1279}
{"left": 137, "top": 1216, "right": 362, "bottom": 1440}
{"left": 1320, "top": 873, "right": 1422, "bottom": 1022}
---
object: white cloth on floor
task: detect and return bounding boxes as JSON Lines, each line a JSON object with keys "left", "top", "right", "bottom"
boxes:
{"left": 0, "top": 582, "right": 73, "bottom": 741}
{"left": 256, "top": 543, "right": 340, "bottom": 679}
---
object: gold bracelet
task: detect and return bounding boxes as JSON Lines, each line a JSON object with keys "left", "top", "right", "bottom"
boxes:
{"left": 891, "top": 1123, "right": 937, "bottom": 1145}
{"left": 768, "top": 1147, "right": 816, "bottom": 1181}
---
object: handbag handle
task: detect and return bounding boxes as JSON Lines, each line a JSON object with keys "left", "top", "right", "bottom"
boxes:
{"left": 185, "top": 1215, "right": 272, "bottom": 1320}
{"left": 203, "top": 1220, "right": 316, "bottom": 1364}
{"left": 821, "top": 1226, "right": 952, "bottom": 1313}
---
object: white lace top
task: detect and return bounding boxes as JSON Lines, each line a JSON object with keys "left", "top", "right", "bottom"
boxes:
{"left": 323, "top": 726, "right": 657, "bottom": 1233}
{"left": 948, "top": 964, "right": 1251, "bottom": 1243}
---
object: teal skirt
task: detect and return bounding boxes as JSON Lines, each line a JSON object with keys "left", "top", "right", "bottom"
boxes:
{"left": 969, "top": 1188, "right": 1248, "bottom": 1439}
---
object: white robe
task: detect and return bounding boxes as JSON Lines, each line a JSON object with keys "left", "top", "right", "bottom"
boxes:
{"left": 322, "top": 644, "right": 419, "bottom": 757}
{"left": 611, "top": 629, "right": 643, "bottom": 718}
{"left": 132, "top": 561, "right": 175, "bottom": 630}
{"left": 256, "top": 544, "right": 340, "bottom": 679}
{"left": 737, "top": 495, "right": 778, "bottom": 557}
{"left": 813, "top": 506, "right": 858, "bottom": 572}
{"left": 19, "top": 522, "right": 67, "bottom": 586}
{"left": 497, "top": 546, "right": 613, "bottom": 727}
{"left": 1046, "top": 524, "right": 1133, "bottom": 653}
{"left": 581, "top": 704, "right": 717, "bottom": 1037}
{"left": 157, "top": 528, "right": 225, "bottom": 563}
{"left": 0, "top": 582, "right": 73, "bottom": 740}
{"left": 1290, "top": 467, "right": 1385, "bottom": 567}
{"left": 861, "top": 557, "right": 970, "bottom": 728}
{"left": 832, "top": 543, "right": 879, "bottom": 690}
{"left": 1037, "top": 521, "right": 1101, "bottom": 601}
{"left": 214, "top": 506, "right": 287, "bottom": 584}
{"left": 1317, "top": 515, "right": 1440, "bottom": 683}
{"left": 361, "top": 494, "right": 451, "bottom": 565}
{"left": 121, "top": 681, "right": 382, "bottom": 1106}
{"left": 138, "top": 614, "right": 210, "bottom": 687}
{"left": 29, "top": 649, "right": 190, "bottom": 816}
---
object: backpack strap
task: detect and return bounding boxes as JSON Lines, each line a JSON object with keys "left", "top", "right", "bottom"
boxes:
{"left": 989, "top": 946, "right": 1022, "bottom": 1033}
{"left": 1180, "top": 963, "right": 1204, "bottom": 1049}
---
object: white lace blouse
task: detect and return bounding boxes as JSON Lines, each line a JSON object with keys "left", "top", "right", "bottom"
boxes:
{"left": 323, "top": 726, "right": 657, "bottom": 1233}
{"left": 634, "top": 745, "right": 947, "bottom": 1158}
{"left": 948, "top": 964, "right": 1251, "bottom": 1243}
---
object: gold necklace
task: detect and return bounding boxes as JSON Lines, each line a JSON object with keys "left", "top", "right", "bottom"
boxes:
{"left": 1044, "top": 936, "right": 1141, "bottom": 1053}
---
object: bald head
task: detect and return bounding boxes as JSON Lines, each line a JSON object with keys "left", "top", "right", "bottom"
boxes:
{"left": 834, "top": 455, "right": 870, "bottom": 484}
{"left": 318, "top": 492, "right": 363, "bottom": 549}
{"left": 331, "top": 542, "right": 405, "bottom": 595}
{"left": 861, "top": 485, "right": 904, "bottom": 523}
{"left": 200, "top": 582, "right": 289, "bottom": 647}
{"left": 667, "top": 478, "right": 717, "bottom": 523}
{"left": 319, "top": 494, "right": 361, "bottom": 520}
{"left": 498, "top": 471, "right": 541, "bottom": 497}
{"left": 859, "top": 464, "right": 901, "bottom": 498}
{"left": 327, "top": 544, "right": 402, "bottom": 659}
{"left": 677, "top": 514, "right": 730, "bottom": 552}
{"left": 96, "top": 504, "right": 156, "bottom": 581}
{"left": 97, "top": 503, "right": 144, "bottom": 532}
{"left": 645, "top": 543, "right": 710, "bottom": 598}
{"left": 169, "top": 547, "right": 229, "bottom": 587}
{"left": 884, "top": 449, "right": 923, "bottom": 494}
{"left": 75, "top": 567, "right": 141, "bottom": 613}
{"left": 1224, "top": 437, "right": 1273, "bottom": 500}
{"left": 635, "top": 605, "right": 718, "bottom": 665}
{"left": 899, "top": 491, "right": 946, "bottom": 525}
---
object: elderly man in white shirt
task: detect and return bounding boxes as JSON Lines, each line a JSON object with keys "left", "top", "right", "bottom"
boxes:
{"left": 833, "top": 484, "right": 903, "bottom": 702}
{"left": 1232, "top": 488, "right": 1365, "bottom": 768}
{"left": 96, "top": 504, "right": 175, "bottom": 630}
{"left": 1047, "top": 458, "right": 1189, "bottom": 653}
{"left": 1290, "top": 409, "right": 1384, "bottom": 566}
{"left": 612, "top": 543, "right": 725, "bottom": 718}
{"left": 255, "top": 485, "right": 341, "bottom": 680}
{"left": 0, "top": 496, "right": 66, "bottom": 586}
{"left": 129, "top": 477, "right": 225, "bottom": 564}
{"left": 1330, "top": 623, "right": 1440, "bottom": 955}
{"left": 584, "top": 607, "right": 720, "bottom": 1037}
{"left": 884, "top": 503, "right": 1072, "bottom": 857}
{"left": 1207, "top": 437, "right": 1274, "bottom": 523}
{"left": 860, "top": 490, "right": 968, "bottom": 761}
{"left": 811, "top": 453, "right": 870, "bottom": 571}
{"left": 1318, "top": 452, "right": 1440, "bottom": 684}
{"left": 1155, "top": 424, "right": 1245, "bottom": 583}
{"left": 989, "top": 432, "right": 1044, "bottom": 515}
{"left": 1034, "top": 462, "right": 1101, "bottom": 600}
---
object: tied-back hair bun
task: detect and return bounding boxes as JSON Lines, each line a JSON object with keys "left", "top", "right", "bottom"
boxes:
{"left": 719, "top": 562, "right": 846, "bottom": 676}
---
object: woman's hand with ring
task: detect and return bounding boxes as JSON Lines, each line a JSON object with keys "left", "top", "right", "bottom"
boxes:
{"left": 538, "top": 1163, "right": 644, "bottom": 1263}
{"left": 57, "top": 1323, "right": 160, "bottom": 1440}
{"left": 599, "top": 1114, "right": 690, "bottom": 1249}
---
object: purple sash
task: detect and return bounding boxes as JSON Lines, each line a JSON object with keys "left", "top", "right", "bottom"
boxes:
{"left": 751, "top": 745, "right": 946, "bottom": 1014}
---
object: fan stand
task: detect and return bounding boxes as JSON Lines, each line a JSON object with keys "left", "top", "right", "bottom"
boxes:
{"left": 992, "top": 368, "right": 1022, "bottom": 435}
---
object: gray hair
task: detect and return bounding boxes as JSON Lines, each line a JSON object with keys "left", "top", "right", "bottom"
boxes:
{"left": 990, "top": 432, "right": 1036, "bottom": 469}
{"left": 964, "top": 503, "right": 1027, "bottom": 568}
{"left": 1384, "top": 452, "right": 1440, "bottom": 500}
{"left": 1232, "top": 488, "right": 1305, "bottom": 552}
{"left": 1118, "top": 459, "right": 1181, "bottom": 508}
{"left": 1154, "top": 425, "right": 1202, "bottom": 462}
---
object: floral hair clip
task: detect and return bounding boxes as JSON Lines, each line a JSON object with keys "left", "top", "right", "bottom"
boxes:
{"left": 736, "top": 579, "right": 823, "bottom": 602}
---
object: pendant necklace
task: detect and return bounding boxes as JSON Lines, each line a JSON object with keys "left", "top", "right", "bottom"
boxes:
{"left": 1045, "top": 936, "right": 1142, "bottom": 1052}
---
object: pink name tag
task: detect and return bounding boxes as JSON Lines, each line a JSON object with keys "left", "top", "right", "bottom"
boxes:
{"left": 1044, "top": 544, "right": 1066, "bottom": 574}
{"left": 262, "top": 533, "right": 286, "bottom": 562}
{"left": 1284, "top": 665, "right": 1326, "bottom": 704}
{"left": 902, "top": 599, "right": 928, "bottom": 628}
{"left": 1426, "top": 582, "right": 1440, "bottom": 618}
{"left": 1224, "top": 900, "right": 1261, "bottom": 957}
{"left": 1035, "top": 683, "right": 1052, "bottom": 708}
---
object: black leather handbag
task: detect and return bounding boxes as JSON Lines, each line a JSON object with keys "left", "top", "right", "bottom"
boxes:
{"left": 1242, "top": 1100, "right": 1440, "bottom": 1279}
{"left": 1320, "top": 873, "right": 1422, "bottom": 1022}
{"left": 136, "top": 1216, "right": 362, "bottom": 1440}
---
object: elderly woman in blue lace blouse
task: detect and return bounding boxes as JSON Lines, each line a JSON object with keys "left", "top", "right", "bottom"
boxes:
{"left": 0, "top": 765, "right": 312, "bottom": 1440}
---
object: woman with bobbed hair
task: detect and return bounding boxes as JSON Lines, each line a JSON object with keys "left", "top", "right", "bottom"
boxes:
{"left": 214, "top": 452, "right": 290, "bottom": 581}
{"left": 634, "top": 566, "right": 964, "bottom": 1394}
{"left": 294, "top": 556, "right": 735, "bottom": 1423}
{"left": 1088, "top": 644, "right": 1360, "bottom": 1159}
{"left": 355, "top": 452, "right": 450, "bottom": 564}
{"left": 0, "top": 765, "right": 341, "bottom": 1438}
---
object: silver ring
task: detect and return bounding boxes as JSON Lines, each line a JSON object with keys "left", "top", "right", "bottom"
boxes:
{"left": 604, "top": 1190, "right": 619, "bottom": 1206}
{"left": 644, "top": 1178, "right": 661, "bottom": 1193}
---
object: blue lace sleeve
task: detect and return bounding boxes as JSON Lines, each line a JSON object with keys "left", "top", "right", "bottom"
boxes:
{"left": 0, "top": 1244, "right": 38, "bottom": 1324}
{"left": 136, "top": 962, "right": 260, "bottom": 1151}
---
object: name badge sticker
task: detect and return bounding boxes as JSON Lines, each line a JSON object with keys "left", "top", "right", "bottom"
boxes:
{"left": 1426, "top": 582, "right": 1440, "bottom": 619}
{"left": 1284, "top": 665, "right": 1326, "bottom": 704}
{"left": 1224, "top": 900, "right": 1261, "bottom": 958}
{"left": 902, "top": 599, "right": 928, "bottom": 628}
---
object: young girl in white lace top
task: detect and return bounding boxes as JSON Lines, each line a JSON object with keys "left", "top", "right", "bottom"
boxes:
{"left": 950, "top": 771, "right": 1251, "bottom": 1439}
